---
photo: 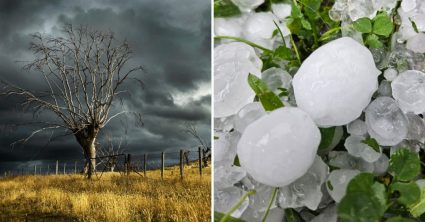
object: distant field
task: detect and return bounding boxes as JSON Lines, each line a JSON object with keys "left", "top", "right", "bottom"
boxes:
{"left": 0, "top": 164, "right": 211, "bottom": 222}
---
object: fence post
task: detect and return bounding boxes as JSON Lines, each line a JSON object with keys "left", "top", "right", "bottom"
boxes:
{"left": 127, "top": 154, "right": 131, "bottom": 176}
{"left": 34, "top": 165, "right": 37, "bottom": 175}
{"left": 180, "top": 149, "right": 184, "bottom": 179}
{"left": 40, "top": 166, "right": 42, "bottom": 175}
{"left": 74, "top": 161, "right": 77, "bottom": 174}
{"left": 198, "top": 147, "right": 203, "bottom": 176}
{"left": 161, "top": 152, "right": 165, "bottom": 180}
{"left": 144, "top": 153, "right": 147, "bottom": 177}
{"left": 63, "top": 163, "right": 66, "bottom": 174}
{"left": 55, "top": 160, "right": 58, "bottom": 175}
{"left": 47, "top": 165, "right": 50, "bottom": 175}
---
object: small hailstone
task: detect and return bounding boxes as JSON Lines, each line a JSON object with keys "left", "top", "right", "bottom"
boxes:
{"left": 390, "top": 140, "right": 421, "bottom": 156}
{"left": 326, "top": 169, "right": 361, "bottom": 202}
{"left": 407, "top": 33, "right": 425, "bottom": 53}
{"left": 237, "top": 107, "right": 321, "bottom": 187}
{"left": 214, "top": 116, "right": 235, "bottom": 132}
{"left": 278, "top": 156, "right": 329, "bottom": 210}
{"left": 391, "top": 70, "right": 425, "bottom": 114}
{"left": 401, "top": 0, "right": 417, "bottom": 12}
{"left": 377, "top": 80, "right": 392, "bottom": 97}
{"left": 243, "top": 12, "right": 280, "bottom": 49}
{"left": 231, "top": 0, "right": 264, "bottom": 12}
{"left": 383, "top": 68, "right": 398, "bottom": 81}
{"left": 248, "top": 181, "right": 277, "bottom": 212}
{"left": 261, "top": 67, "right": 292, "bottom": 94}
{"left": 344, "top": 135, "right": 382, "bottom": 163}
{"left": 373, "top": 154, "right": 389, "bottom": 176}
{"left": 406, "top": 113, "right": 425, "bottom": 142}
{"left": 214, "top": 131, "right": 240, "bottom": 165}
{"left": 234, "top": 102, "right": 266, "bottom": 133}
{"left": 347, "top": 0, "right": 378, "bottom": 21}
{"left": 293, "top": 37, "right": 379, "bottom": 127}
{"left": 346, "top": 119, "right": 368, "bottom": 136}
{"left": 214, "top": 17, "right": 244, "bottom": 37}
{"left": 215, "top": 187, "right": 249, "bottom": 218}
{"left": 328, "top": 151, "right": 375, "bottom": 173}
{"left": 365, "top": 97, "right": 408, "bottom": 146}
{"left": 215, "top": 165, "right": 247, "bottom": 189}
{"left": 214, "top": 42, "right": 262, "bottom": 118}
{"left": 271, "top": 3, "right": 292, "bottom": 20}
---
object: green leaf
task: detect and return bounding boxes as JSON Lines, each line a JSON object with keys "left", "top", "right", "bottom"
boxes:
{"left": 274, "top": 46, "right": 293, "bottom": 60}
{"left": 346, "top": 173, "right": 375, "bottom": 193}
{"left": 233, "top": 155, "right": 240, "bottom": 167}
{"left": 277, "top": 87, "right": 289, "bottom": 97}
{"left": 409, "top": 18, "right": 419, "bottom": 33}
{"left": 284, "top": 208, "right": 304, "bottom": 222}
{"left": 391, "top": 182, "right": 421, "bottom": 206}
{"left": 247, "top": 74, "right": 284, "bottom": 111}
{"left": 386, "top": 217, "right": 416, "bottom": 222}
{"left": 214, "top": 0, "right": 241, "bottom": 18}
{"left": 372, "top": 13, "right": 394, "bottom": 37}
{"left": 353, "top": 17, "right": 372, "bottom": 33}
{"left": 291, "top": 2, "right": 303, "bottom": 19}
{"left": 214, "top": 211, "right": 246, "bottom": 222}
{"left": 361, "top": 137, "right": 380, "bottom": 153}
{"left": 409, "top": 185, "right": 425, "bottom": 217}
{"left": 318, "top": 127, "right": 336, "bottom": 150}
{"left": 365, "top": 34, "right": 384, "bottom": 48}
{"left": 301, "top": 18, "right": 312, "bottom": 30}
{"left": 300, "top": 0, "right": 322, "bottom": 19}
{"left": 389, "top": 148, "right": 420, "bottom": 181}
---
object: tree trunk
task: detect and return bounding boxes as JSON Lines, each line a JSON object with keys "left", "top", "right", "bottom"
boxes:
{"left": 75, "top": 127, "right": 99, "bottom": 179}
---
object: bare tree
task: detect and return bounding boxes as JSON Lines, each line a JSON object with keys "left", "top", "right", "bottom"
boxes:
{"left": 184, "top": 122, "right": 210, "bottom": 167}
{"left": 96, "top": 134, "right": 124, "bottom": 172}
{"left": 1, "top": 24, "right": 143, "bottom": 179}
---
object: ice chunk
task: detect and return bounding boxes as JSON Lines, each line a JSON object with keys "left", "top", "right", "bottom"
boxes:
{"left": 278, "top": 156, "right": 329, "bottom": 210}
{"left": 243, "top": 12, "right": 280, "bottom": 49}
{"left": 231, "top": 0, "right": 264, "bottom": 12}
{"left": 311, "top": 204, "right": 337, "bottom": 222}
{"left": 344, "top": 135, "right": 382, "bottom": 162}
{"left": 377, "top": 80, "right": 392, "bottom": 97}
{"left": 237, "top": 107, "right": 321, "bottom": 187}
{"left": 392, "top": 70, "right": 425, "bottom": 114}
{"left": 406, "top": 113, "right": 425, "bottom": 142}
{"left": 214, "top": 131, "right": 240, "bottom": 165}
{"left": 407, "top": 33, "right": 425, "bottom": 53}
{"left": 373, "top": 154, "right": 389, "bottom": 176}
{"left": 347, "top": 0, "right": 378, "bottom": 21}
{"left": 215, "top": 187, "right": 249, "bottom": 218}
{"left": 261, "top": 67, "right": 292, "bottom": 94}
{"left": 214, "top": 17, "right": 244, "bottom": 38}
{"left": 326, "top": 169, "right": 361, "bottom": 202}
{"left": 293, "top": 37, "right": 379, "bottom": 127}
{"left": 248, "top": 181, "right": 277, "bottom": 212}
{"left": 365, "top": 97, "right": 408, "bottom": 146}
{"left": 401, "top": 0, "right": 417, "bottom": 12}
{"left": 215, "top": 116, "right": 235, "bottom": 132}
{"left": 271, "top": 3, "right": 292, "bottom": 20}
{"left": 346, "top": 119, "right": 368, "bottom": 136}
{"left": 215, "top": 165, "right": 247, "bottom": 189}
{"left": 328, "top": 151, "right": 375, "bottom": 173}
{"left": 214, "top": 42, "right": 262, "bottom": 118}
{"left": 384, "top": 68, "right": 398, "bottom": 81}
{"left": 241, "top": 207, "right": 285, "bottom": 222}
{"left": 234, "top": 102, "right": 266, "bottom": 133}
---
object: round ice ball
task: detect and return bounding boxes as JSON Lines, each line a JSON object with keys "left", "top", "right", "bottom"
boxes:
{"left": 391, "top": 70, "right": 425, "bottom": 114}
{"left": 293, "top": 37, "right": 379, "bottom": 127}
{"left": 237, "top": 107, "right": 321, "bottom": 187}
{"left": 214, "top": 42, "right": 262, "bottom": 118}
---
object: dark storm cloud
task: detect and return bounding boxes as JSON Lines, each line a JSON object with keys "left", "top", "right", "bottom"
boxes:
{"left": 0, "top": 0, "right": 211, "bottom": 173}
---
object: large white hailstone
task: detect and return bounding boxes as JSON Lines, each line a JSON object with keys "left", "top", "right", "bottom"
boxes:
{"left": 293, "top": 37, "right": 379, "bottom": 127}
{"left": 237, "top": 107, "right": 321, "bottom": 187}
{"left": 214, "top": 42, "right": 262, "bottom": 118}
{"left": 407, "top": 33, "right": 425, "bottom": 53}
{"left": 391, "top": 70, "right": 425, "bottom": 114}
{"left": 243, "top": 12, "right": 281, "bottom": 49}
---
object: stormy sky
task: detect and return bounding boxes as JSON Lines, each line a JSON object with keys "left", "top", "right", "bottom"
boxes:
{"left": 0, "top": 0, "right": 211, "bottom": 173}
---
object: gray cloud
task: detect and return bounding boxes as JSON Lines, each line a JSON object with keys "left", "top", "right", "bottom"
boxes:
{"left": 0, "top": 0, "right": 211, "bottom": 173}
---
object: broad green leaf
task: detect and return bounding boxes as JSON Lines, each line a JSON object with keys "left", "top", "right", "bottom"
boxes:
{"left": 409, "top": 185, "right": 425, "bottom": 217}
{"left": 366, "top": 34, "right": 383, "bottom": 48}
{"left": 346, "top": 173, "right": 375, "bottom": 193}
{"left": 301, "top": 18, "right": 312, "bottom": 30}
{"left": 214, "top": 211, "right": 246, "bottom": 222}
{"left": 372, "top": 13, "right": 394, "bottom": 37}
{"left": 247, "top": 74, "right": 284, "bottom": 111}
{"left": 371, "top": 182, "right": 387, "bottom": 207}
{"left": 318, "top": 127, "right": 336, "bottom": 150}
{"left": 274, "top": 46, "right": 292, "bottom": 60}
{"left": 361, "top": 137, "right": 380, "bottom": 152}
{"left": 291, "top": 3, "right": 303, "bottom": 18}
{"left": 214, "top": 0, "right": 241, "bottom": 18}
{"left": 386, "top": 217, "right": 416, "bottom": 222}
{"left": 390, "top": 182, "right": 421, "bottom": 206}
{"left": 353, "top": 17, "right": 372, "bottom": 33}
{"left": 300, "top": 0, "right": 322, "bottom": 19}
{"left": 389, "top": 148, "right": 420, "bottom": 181}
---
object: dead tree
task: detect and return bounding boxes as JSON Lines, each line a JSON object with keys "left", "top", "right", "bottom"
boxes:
{"left": 184, "top": 122, "right": 211, "bottom": 167}
{"left": 96, "top": 134, "right": 124, "bottom": 172}
{"left": 1, "top": 24, "right": 143, "bottom": 179}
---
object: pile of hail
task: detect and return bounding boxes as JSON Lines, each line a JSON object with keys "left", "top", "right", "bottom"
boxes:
{"left": 214, "top": 0, "right": 425, "bottom": 221}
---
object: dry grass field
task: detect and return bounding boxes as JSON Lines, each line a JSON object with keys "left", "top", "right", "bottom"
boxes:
{"left": 0, "top": 164, "right": 211, "bottom": 222}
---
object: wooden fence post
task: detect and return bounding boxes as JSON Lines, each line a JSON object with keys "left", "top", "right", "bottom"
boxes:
{"left": 198, "top": 147, "right": 203, "bottom": 176}
{"left": 74, "top": 161, "right": 77, "bottom": 174}
{"left": 180, "top": 149, "right": 184, "bottom": 179}
{"left": 127, "top": 154, "right": 131, "bottom": 176}
{"left": 47, "top": 165, "right": 50, "bottom": 175}
{"left": 55, "top": 160, "right": 58, "bottom": 175}
{"left": 63, "top": 163, "right": 66, "bottom": 174}
{"left": 161, "top": 152, "right": 165, "bottom": 180}
{"left": 34, "top": 165, "right": 37, "bottom": 175}
{"left": 144, "top": 153, "right": 147, "bottom": 177}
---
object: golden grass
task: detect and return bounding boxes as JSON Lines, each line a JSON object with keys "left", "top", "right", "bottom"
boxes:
{"left": 0, "top": 164, "right": 211, "bottom": 222}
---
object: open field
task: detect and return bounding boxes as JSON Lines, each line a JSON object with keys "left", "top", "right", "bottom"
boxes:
{"left": 0, "top": 165, "right": 211, "bottom": 222}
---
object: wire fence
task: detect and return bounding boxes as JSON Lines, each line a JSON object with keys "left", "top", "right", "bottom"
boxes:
{"left": 1, "top": 147, "right": 211, "bottom": 180}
